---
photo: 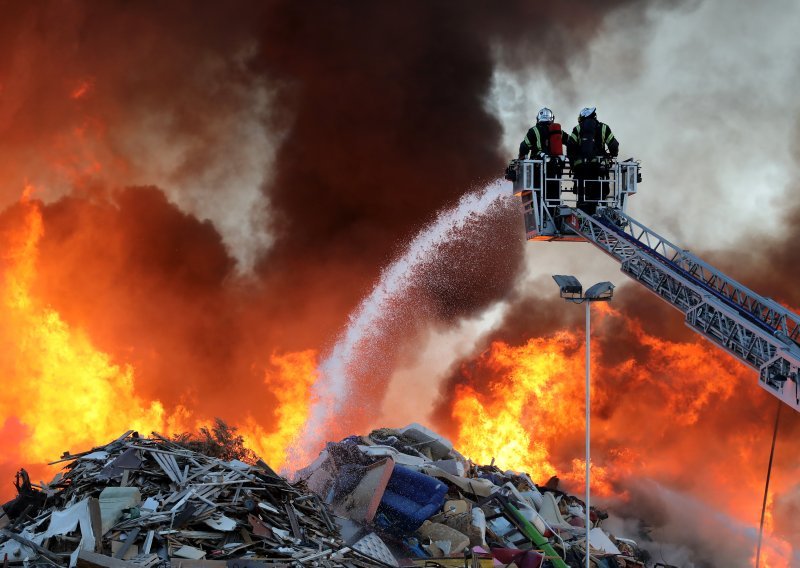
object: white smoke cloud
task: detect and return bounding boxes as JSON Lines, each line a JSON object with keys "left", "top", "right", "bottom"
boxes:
{"left": 603, "top": 478, "right": 796, "bottom": 566}
{"left": 114, "top": 45, "right": 285, "bottom": 273}
{"left": 491, "top": 0, "right": 800, "bottom": 290}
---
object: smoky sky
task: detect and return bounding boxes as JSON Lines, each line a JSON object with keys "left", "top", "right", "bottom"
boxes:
{"left": 251, "top": 0, "right": 650, "bottom": 279}
{"left": 0, "top": 0, "right": 657, "bottom": 412}
{"left": 0, "top": 0, "right": 662, "bottom": 486}
{"left": 0, "top": 0, "right": 653, "bottom": 269}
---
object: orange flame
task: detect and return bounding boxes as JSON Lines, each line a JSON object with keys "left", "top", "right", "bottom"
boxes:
{"left": 0, "top": 190, "right": 179, "bottom": 471}
{"left": 0, "top": 189, "right": 320, "bottom": 493}
{"left": 451, "top": 331, "right": 584, "bottom": 483}
{"left": 450, "top": 306, "right": 795, "bottom": 563}
{"left": 242, "top": 350, "right": 319, "bottom": 470}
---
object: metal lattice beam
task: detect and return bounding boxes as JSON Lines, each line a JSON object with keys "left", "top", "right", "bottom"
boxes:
{"left": 605, "top": 210, "right": 800, "bottom": 340}
{"left": 563, "top": 208, "right": 800, "bottom": 412}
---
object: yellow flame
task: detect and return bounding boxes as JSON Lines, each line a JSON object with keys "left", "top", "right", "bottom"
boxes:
{"left": 242, "top": 349, "right": 318, "bottom": 470}
{"left": 0, "top": 192, "right": 171, "bottom": 465}
{"left": 452, "top": 332, "right": 585, "bottom": 483}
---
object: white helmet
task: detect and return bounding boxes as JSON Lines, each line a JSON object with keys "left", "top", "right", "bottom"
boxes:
{"left": 579, "top": 106, "right": 597, "bottom": 119}
{"left": 536, "top": 107, "right": 555, "bottom": 123}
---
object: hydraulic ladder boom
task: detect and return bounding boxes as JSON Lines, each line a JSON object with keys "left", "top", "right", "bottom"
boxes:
{"left": 506, "top": 157, "right": 800, "bottom": 412}
{"left": 564, "top": 208, "right": 800, "bottom": 412}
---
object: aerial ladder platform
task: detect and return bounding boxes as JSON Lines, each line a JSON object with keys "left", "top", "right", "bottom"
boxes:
{"left": 506, "top": 157, "right": 800, "bottom": 412}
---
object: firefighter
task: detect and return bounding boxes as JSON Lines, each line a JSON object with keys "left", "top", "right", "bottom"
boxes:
{"left": 567, "top": 107, "right": 619, "bottom": 215}
{"left": 518, "top": 107, "right": 566, "bottom": 219}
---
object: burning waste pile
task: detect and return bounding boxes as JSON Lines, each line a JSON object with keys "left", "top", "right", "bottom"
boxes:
{"left": 0, "top": 424, "right": 649, "bottom": 568}
{"left": 0, "top": 429, "right": 363, "bottom": 568}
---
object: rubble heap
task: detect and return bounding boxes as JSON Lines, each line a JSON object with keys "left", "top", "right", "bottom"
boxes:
{"left": 0, "top": 425, "right": 651, "bottom": 568}
{"left": 295, "top": 423, "right": 649, "bottom": 568}
{"left": 0, "top": 431, "right": 377, "bottom": 568}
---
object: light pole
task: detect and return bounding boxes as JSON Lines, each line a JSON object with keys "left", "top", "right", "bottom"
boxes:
{"left": 552, "top": 275, "right": 614, "bottom": 568}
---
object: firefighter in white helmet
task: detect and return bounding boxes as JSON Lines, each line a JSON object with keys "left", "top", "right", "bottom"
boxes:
{"left": 518, "top": 107, "right": 565, "bottom": 159}
{"left": 519, "top": 107, "right": 567, "bottom": 218}
{"left": 567, "top": 107, "right": 619, "bottom": 215}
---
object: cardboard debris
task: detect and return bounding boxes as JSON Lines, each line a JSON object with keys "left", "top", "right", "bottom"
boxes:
{"left": 99, "top": 488, "right": 141, "bottom": 534}
{"left": 417, "top": 521, "right": 469, "bottom": 556}
{"left": 171, "top": 545, "right": 206, "bottom": 560}
{"left": 1, "top": 425, "right": 649, "bottom": 568}
{"left": 338, "top": 458, "right": 394, "bottom": 523}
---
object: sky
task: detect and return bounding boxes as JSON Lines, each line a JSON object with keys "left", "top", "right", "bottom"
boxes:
{"left": 1, "top": 0, "right": 799, "bottom": 565}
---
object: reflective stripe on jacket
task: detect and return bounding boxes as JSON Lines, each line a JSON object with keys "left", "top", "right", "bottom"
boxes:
{"left": 519, "top": 123, "right": 566, "bottom": 159}
{"left": 568, "top": 121, "right": 618, "bottom": 165}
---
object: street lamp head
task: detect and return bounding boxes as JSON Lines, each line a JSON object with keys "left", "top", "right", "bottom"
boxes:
{"left": 584, "top": 281, "right": 615, "bottom": 301}
{"left": 552, "top": 276, "right": 615, "bottom": 302}
{"left": 552, "top": 275, "right": 583, "bottom": 301}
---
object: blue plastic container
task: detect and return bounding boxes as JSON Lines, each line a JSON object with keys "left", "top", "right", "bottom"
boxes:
{"left": 375, "top": 465, "right": 447, "bottom": 533}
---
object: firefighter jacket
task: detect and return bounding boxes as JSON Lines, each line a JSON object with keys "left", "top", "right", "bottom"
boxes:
{"left": 518, "top": 122, "right": 567, "bottom": 159}
{"left": 567, "top": 118, "right": 619, "bottom": 166}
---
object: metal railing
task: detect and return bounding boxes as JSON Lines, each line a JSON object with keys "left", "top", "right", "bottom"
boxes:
{"left": 508, "top": 157, "right": 640, "bottom": 241}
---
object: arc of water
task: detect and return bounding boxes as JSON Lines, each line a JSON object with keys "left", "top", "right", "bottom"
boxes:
{"left": 294, "top": 181, "right": 510, "bottom": 455}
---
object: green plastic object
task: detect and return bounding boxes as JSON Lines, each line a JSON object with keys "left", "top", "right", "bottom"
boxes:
{"left": 501, "top": 500, "right": 569, "bottom": 568}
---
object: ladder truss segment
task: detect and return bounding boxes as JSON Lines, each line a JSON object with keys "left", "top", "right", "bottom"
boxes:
{"left": 564, "top": 208, "right": 800, "bottom": 412}
{"left": 604, "top": 210, "right": 800, "bottom": 341}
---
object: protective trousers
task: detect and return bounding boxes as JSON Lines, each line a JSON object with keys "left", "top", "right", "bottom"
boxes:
{"left": 574, "top": 162, "right": 608, "bottom": 215}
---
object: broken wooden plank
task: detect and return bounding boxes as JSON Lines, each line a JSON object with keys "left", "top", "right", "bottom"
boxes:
{"left": 295, "top": 548, "right": 333, "bottom": 563}
{"left": 172, "top": 545, "right": 206, "bottom": 560}
{"left": 141, "top": 530, "right": 154, "bottom": 555}
{"left": 151, "top": 453, "right": 183, "bottom": 485}
{"left": 113, "top": 528, "right": 140, "bottom": 559}
{"left": 181, "top": 464, "right": 216, "bottom": 485}
{"left": 88, "top": 498, "right": 102, "bottom": 552}
{"left": 169, "top": 561, "right": 227, "bottom": 568}
{"left": 1, "top": 529, "right": 64, "bottom": 563}
{"left": 284, "top": 503, "right": 302, "bottom": 540}
{"left": 128, "top": 554, "right": 159, "bottom": 568}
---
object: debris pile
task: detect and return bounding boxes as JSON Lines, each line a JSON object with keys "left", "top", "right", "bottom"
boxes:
{"left": 296, "top": 423, "right": 649, "bottom": 567}
{"left": 0, "top": 425, "right": 649, "bottom": 567}
{"left": 0, "top": 431, "right": 378, "bottom": 568}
